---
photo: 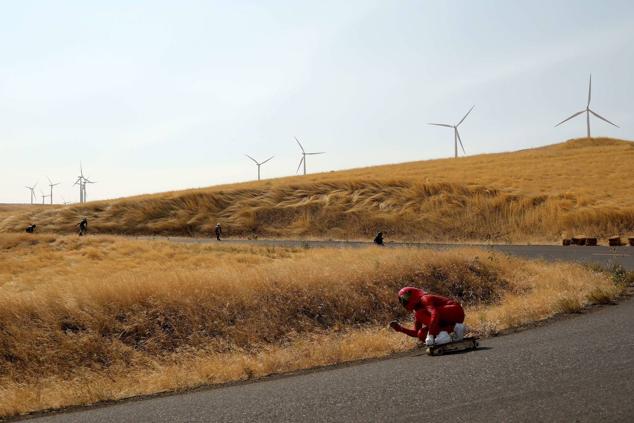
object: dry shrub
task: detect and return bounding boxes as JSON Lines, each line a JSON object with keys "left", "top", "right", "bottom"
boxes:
{"left": 555, "top": 297, "right": 584, "bottom": 314}
{"left": 586, "top": 286, "right": 619, "bottom": 305}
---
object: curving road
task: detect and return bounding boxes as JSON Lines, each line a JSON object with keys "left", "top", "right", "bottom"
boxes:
{"left": 23, "top": 296, "right": 634, "bottom": 422}
{"left": 145, "top": 236, "right": 634, "bottom": 270}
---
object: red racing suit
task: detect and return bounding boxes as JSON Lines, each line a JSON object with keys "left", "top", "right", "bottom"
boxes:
{"left": 399, "top": 294, "right": 465, "bottom": 340}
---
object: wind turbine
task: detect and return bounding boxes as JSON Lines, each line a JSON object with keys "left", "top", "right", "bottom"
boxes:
{"left": 245, "top": 154, "right": 274, "bottom": 181}
{"left": 47, "top": 177, "right": 60, "bottom": 205}
{"left": 73, "top": 175, "right": 84, "bottom": 203}
{"left": 25, "top": 182, "right": 37, "bottom": 205}
{"left": 555, "top": 74, "right": 619, "bottom": 139}
{"left": 428, "top": 105, "right": 475, "bottom": 158}
{"left": 83, "top": 177, "right": 96, "bottom": 203}
{"left": 74, "top": 163, "right": 96, "bottom": 203}
{"left": 39, "top": 189, "right": 50, "bottom": 205}
{"left": 295, "top": 137, "right": 325, "bottom": 175}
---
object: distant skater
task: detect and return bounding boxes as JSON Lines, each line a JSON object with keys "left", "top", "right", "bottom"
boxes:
{"left": 25, "top": 224, "right": 36, "bottom": 234}
{"left": 78, "top": 218, "right": 88, "bottom": 236}
{"left": 214, "top": 223, "right": 222, "bottom": 241}
{"left": 373, "top": 231, "right": 384, "bottom": 246}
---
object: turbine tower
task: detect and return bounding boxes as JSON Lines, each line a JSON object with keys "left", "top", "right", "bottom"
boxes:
{"left": 73, "top": 172, "right": 84, "bottom": 203}
{"left": 295, "top": 137, "right": 325, "bottom": 175}
{"left": 245, "top": 154, "right": 274, "bottom": 181}
{"left": 428, "top": 105, "right": 475, "bottom": 158}
{"left": 555, "top": 74, "right": 619, "bottom": 139}
{"left": 47, "top": 177, "right": 60, "bottom": 205}
{"left": 39, "top": 189, "right": 50, "bottom": 205}
{"left": 74, "top": 163, "right": 96, "bottom": 203}
{"left": 25, "top": 182, "right": 37, "bottom": 205}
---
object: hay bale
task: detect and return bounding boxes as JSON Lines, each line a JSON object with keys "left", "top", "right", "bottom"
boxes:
{"left": 562, "top": 239, "right": 571, "bottom": 246}
{"left": 584, "top": 237, "right": 597, "bottom": 246}
{"left": 628, "top": 237, "right": 634, "bottom": 247}
{"left": 608, "top": 236, "right": 623, "bottom": 247}
{"left": 571, "top": 236, "right": 586, "bottom": 245}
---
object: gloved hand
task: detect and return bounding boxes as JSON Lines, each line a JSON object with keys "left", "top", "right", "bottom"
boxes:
{"left": 425, "top": 334, "right": 435, "bottom": 346}
{"left": 389, "top": 320, "right": 402, "bottom": 332}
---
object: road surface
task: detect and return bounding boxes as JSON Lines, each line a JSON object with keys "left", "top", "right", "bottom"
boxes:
{"left": 25, "top": 295, "right": 634, "bottom": 422}
{"left": 142, "top": 236, "right": 634, "bottom": 270}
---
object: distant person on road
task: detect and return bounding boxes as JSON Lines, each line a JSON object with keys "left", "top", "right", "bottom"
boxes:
{"left": 389, "top": 287, "right": 465, "bottom": 346}
{"left": 78, "top": 218, "right": 88, "bottom": 236}
{"left": 373, "top": 231, "right": 384, "bottom": 246}
{"left": 25, "top": 224, "right": 36, "bottom": 234}
{"left": 214, "top": 223, "right": 222, "bottom": 241}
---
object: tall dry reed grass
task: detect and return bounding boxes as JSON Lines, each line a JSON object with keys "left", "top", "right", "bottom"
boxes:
{"left": 1, "top": 138, "right": 633, "bottom": 242}
{"left": 0, "top": 234, "right": 624, "bottom": 417}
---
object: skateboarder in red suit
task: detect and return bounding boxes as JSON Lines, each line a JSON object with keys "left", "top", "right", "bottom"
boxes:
{"left": 390, "top": 287, "right": 465, "bottom": 346}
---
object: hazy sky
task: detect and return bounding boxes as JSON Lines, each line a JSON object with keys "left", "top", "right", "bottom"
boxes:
{"left": 2, "top": 0, "right": 633, "bottom": 203}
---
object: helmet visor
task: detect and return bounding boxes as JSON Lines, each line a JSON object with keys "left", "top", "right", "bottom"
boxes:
{"left": 399, "top": 291, "right": 412, "bottom": 308}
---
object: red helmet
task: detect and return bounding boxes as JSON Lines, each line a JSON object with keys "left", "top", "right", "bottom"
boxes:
{"left": 398, "top": 287, "right": 424, "bottom": 311}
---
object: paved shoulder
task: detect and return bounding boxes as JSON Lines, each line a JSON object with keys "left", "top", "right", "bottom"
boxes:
{"left": 29, "top": 298, "right": 634, "bottom": 422}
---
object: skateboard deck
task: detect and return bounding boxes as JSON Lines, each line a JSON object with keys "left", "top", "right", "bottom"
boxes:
{"left": 425, "top": 336, "right": 479, "bottom": 356}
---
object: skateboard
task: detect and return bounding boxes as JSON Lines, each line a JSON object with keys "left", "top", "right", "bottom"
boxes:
{"left": 424, "top": 336, "right": 479, "bottom": 356}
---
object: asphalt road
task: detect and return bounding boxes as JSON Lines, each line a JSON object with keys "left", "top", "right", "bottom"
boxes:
{"left": 146, "top": 236, "right": 634, "bottom": 270}
{"left": 27, "top": 296, "right": 634, "bottom": 422}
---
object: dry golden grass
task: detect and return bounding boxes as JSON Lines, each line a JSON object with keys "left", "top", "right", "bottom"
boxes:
{"left": 2, "top": 138, "right": 633, "bottom": 242}
{"left": 0, "top": 234, "right": 624, "bottom": 417}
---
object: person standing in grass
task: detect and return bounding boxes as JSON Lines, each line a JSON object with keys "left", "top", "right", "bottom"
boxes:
{"left": 214, "top": 223, "right": 222, "bottom": 241}
{"left": 78, "top": 218, "right": 88, "bottom": 236}
{"left": 373, "top": 231, "right": 384, "bottom": 246}
{"left": 389, "top": 287, "right": 465, "bottom": 346}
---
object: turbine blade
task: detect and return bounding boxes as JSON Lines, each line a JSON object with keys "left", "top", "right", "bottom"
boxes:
{"left": 47, "top": 176, "right": 52, "bottom": 184}
{"left": 587, "top": 74, "right": 592, "bottom": 108}
{"left": 245, "top": 154, "right": 258, "bottom": 164}
{"left": 589, "top": 109, "right": 619, "bottom": 128}
{"left": 428, "top": 123, "right": 453, "bottom": 128}
{"left": 306, "top": 152, "right": 325, "bottom": 155}
{"left": 80, "top": 162, "right": 84, "bottom": 177}
{"left": 296, "top": 156, "right": 305, "bottom": 174}
{"left": 456, "top": 130, "right": 466, "bottom": 154}
{"left": 294, "top": 137, "right": 305, "bottom": 153}
{"left": 261, "top": 156, "right": 274, "bottom": 164}
{"left": 554, "top": 110, "right": 585, "bottom": 127}
{"left": 457, "top": 105, "right": 475, "bottom": 126}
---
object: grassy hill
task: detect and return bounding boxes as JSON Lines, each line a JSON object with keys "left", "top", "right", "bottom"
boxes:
{"left": 1, "top": 137, "right": 633, "bottom": 242}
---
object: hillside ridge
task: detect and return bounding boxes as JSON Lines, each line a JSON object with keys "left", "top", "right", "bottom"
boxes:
{"left": 1, "top": 137, "right": 633, "bottom": 242}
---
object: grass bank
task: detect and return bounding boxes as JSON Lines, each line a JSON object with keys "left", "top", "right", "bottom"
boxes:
{"left": 1, "top": 138, "right": 633, "bottom": 242}
{"left": 0, "top": 234, "right": 628, "bottom": 417}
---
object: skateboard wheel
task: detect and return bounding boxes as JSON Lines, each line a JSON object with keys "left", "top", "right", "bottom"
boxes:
{"left": 474, "top": 341, "right": 479, "bottom": 349}
{"left": 434, "top": 347, "right": 444, "bottom": 356}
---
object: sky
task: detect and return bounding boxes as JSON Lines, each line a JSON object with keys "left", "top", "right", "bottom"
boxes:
{"left": 1, "top": 0, "right": 633, "bottom": 204}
